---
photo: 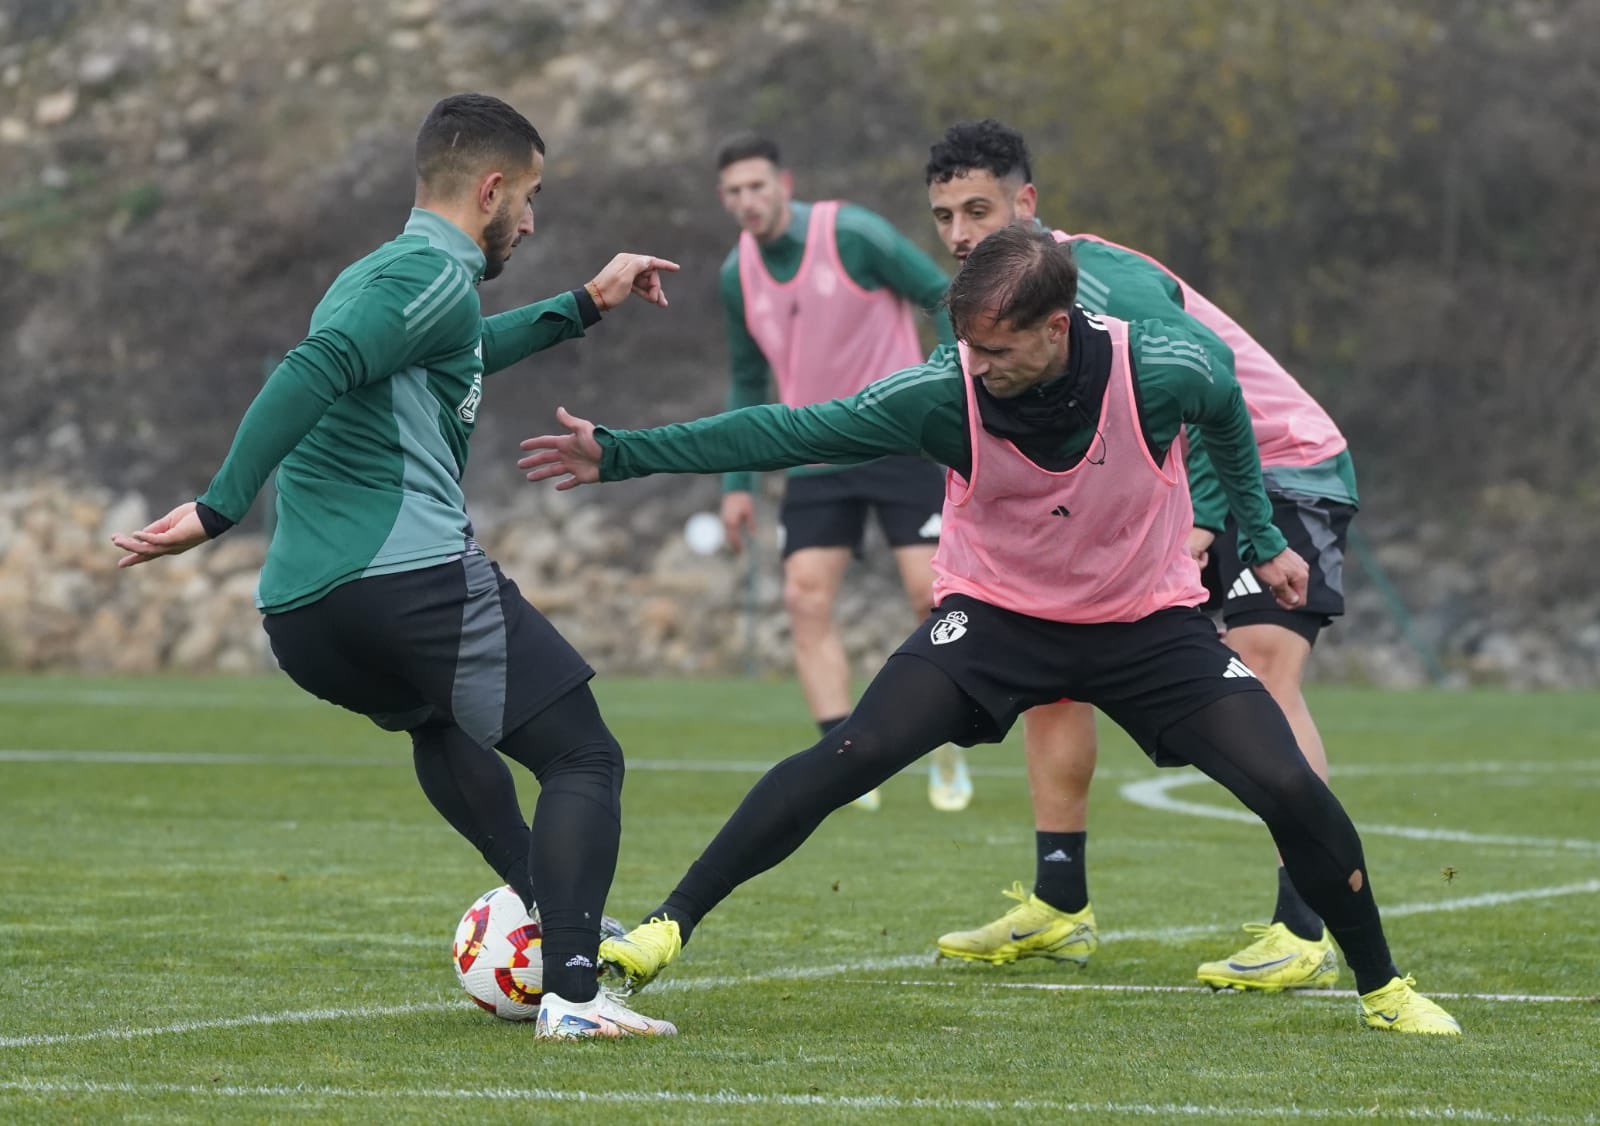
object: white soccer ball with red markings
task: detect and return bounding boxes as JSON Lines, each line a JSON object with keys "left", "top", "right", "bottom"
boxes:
{"left": 451, "top": 886, "right": 628, "bottom": 1021}
{"left": 452, "top": 885, "right": 546, "bottom": 1020}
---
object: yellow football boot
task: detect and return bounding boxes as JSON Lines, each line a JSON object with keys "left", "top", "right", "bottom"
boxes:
{"left": 936, "top": 882, "right": 1098, "bottom": 965}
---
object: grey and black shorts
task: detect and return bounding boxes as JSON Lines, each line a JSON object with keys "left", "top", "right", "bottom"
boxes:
{"left": 262, "top": 553, "right": 593, "bottom": 749}
{"left": 778, "top": 456, "right": 945, "bottom": 559}
{"left": 1201, "top": 493, "right": 1357, "bottom": 645}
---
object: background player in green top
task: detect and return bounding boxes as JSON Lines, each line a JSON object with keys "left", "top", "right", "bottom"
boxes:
{"left": 714, "top": 134, "right": 974, "bottom": 812}
{"left": 111, "top": 92, "right": 679, "bottom": 1039}
{"left": 924, "top": 119, "right": 1366, "bottom": 993}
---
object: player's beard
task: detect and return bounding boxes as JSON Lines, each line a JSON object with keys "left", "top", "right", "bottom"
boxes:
{"left": 480, "top": 200, "right": 518, "bottom": 281}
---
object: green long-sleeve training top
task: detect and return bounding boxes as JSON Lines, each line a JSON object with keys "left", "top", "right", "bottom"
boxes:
{"left": 598, "top": 314, "right": 1290, "bottom": 565}
{"left": 199, "top": 207, "right": 597, "bottom": 612}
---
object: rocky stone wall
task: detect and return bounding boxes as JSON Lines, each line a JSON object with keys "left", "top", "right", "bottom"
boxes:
{"left": 3, "top": 479, "right": 1597, "bottom": 688}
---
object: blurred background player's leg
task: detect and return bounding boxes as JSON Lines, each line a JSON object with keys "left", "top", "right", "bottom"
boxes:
{"left": 782, "top": 544, "right": 881, "bottom": 808}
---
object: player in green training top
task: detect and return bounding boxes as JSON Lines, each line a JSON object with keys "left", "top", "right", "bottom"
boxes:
{"left": 518, "top": 227, "right": 1461, "bottom": 1036}
{"left": 713, "top": 134, "right": 974, "bottom": 813}
{"left": 924, "top": 119, "right": 1367, "bottom": 993}
{"left": 110, "top": 93, "right": 678, "bottom": 1039}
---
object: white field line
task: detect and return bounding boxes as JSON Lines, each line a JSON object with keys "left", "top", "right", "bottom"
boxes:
{"left": 1, "top": 1079, "right": 1595, "bottom": 1123}
{"left": 1099, "top": 879, "right": 1600, "bottom": 943}
{"left": 18, "top": 878, "right": 1582, "bottom": 952}
{"left": 10, "top": 745, "right": 1600, "bottom": 782}
{"left": 1120, "top": 773, "right": 1600, "bottom": 853}
{"left": 0, "top": 746, "right": 1137, "bottom": 781}
{"left": 6, "top": 1074, "right": 1593, "bottom": 1119}
{"left": 6, "top": 873, "right": 1598, "bottom": 1051}
{"left": 875, "top": 980, "right": 1600, "bottom": 1005}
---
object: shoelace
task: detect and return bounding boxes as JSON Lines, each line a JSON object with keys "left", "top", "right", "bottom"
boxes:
{"left": 1366, "top": 973, "right": 1417, "bottom": 1002}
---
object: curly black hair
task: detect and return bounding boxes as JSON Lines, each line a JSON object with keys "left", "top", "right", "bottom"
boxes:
{"left": 925, "top": 119, "right": 1033, "bottom": 186}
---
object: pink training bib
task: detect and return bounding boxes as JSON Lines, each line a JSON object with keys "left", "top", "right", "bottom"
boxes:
{"left": 739, "top": 201, "right": 925, "bottom": 407}
{"left": 1061, "top": 231, "right": 1345, "bottom": 469}
{"left": 932, "top": 313, "right": 1208, "bottom": 623}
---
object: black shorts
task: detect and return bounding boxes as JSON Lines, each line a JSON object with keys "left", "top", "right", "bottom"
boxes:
{"left": 894, "top": 594, "right": 1268, "bottom": 764}
{"left": 778, "top": 456, "right": 944, "bottom": 559}
{"left": 262, "top": 553, "right": 593, "bottom": 749}
{"left": 1200, "top": 494, "right": 1357, "bottom": 645}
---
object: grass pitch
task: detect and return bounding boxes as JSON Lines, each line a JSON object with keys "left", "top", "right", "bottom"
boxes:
{"left": 2, "top": 675, "right": 1598, "bottom": 1123}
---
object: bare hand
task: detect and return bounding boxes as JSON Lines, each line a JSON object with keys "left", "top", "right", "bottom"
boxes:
{"left": 1251, "top": 546, "right": 1309, "bottom": 610}
{"left": 1185, "top": 526, "right": 1216, "bottom": 569}
{"left": 720, "top": 491, "right": 756, "bottom": 554}
{"left": 517, "top": 406, "right": 604, "bottom": 490}
{"left": 110, "top": 501, "right": 210, "bottom": 568}
{"left": 589, "top": 253, "right": 681, "bottom": 310}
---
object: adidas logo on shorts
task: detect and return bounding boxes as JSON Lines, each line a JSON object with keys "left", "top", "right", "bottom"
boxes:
{"left": 1227, "top": 571, "right": 1264, "bottom": 600}
{"left": 1222, "top": 656, "right": 1257, "bottom": 679}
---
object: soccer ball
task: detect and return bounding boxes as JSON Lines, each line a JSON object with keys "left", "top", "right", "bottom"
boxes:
{"left": 452, "top": 886, "right": 545, "bottom": 1020}
{"left": 450, "top": 886, "right": 627, "bottom": 1021}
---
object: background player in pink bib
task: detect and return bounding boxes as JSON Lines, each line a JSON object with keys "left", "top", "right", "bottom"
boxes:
{"left": 715, "top": 134, "right": 973, "bottom": 812}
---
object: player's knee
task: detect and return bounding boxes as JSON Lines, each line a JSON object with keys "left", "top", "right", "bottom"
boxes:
{"left": 1259, "top": 761, "right": 1341, "bottom": 834}
{"left": 782, "top": 575, "right": 834, "bottom": 629}
{"left": 1228, "top": 631, "right": 1307, "bottom": 691}
{"left": 543, "top": 731, "right": 624, "bottom": 796}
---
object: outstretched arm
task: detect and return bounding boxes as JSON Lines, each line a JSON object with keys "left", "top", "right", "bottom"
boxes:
{"left": 111, "top": 256, "right": 478, "bottom": 565}
{"left": 518, "top": 349, "right": 970, "bottom": 490}
{"left": 481, "top": 252, "right": 680, "bottom": 374}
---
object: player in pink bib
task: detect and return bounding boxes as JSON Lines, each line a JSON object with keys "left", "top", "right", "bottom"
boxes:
{"left": 520, "top": 227, "right": 1460, "bottom": 1035}
{"left": 715, "top": 134, "right": 973, "bottom": 812}
{"left": 926, "top": 119, "right": 1367, "bottom": 993}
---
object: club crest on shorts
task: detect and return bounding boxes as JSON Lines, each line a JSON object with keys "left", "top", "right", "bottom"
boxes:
{"left": 931, "top": 610, "right": 969, "bottom": 645}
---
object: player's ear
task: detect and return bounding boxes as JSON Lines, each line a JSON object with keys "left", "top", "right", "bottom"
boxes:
{"left": 476, "top": 170, "right": 506, "bottom": 215}
{"left": 1014, "top": 182, "right": 1038, "bottom": 221}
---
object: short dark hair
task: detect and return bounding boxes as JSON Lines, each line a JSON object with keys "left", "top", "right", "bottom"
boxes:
{"left": 945, "top": 226, "right": 1077, "bottom": 338}
{"left": 415, "top": 93, "right": 545, "bottom": 196}
{"left": 925, "top": 118, "right": 1033, "bottom": 186}
{"left": 716, "top": 132, "right": 782, "bottom": 172}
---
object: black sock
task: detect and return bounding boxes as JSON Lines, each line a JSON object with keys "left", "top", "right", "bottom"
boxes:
{"left": 1032, "top": 831, "right": 1088, "bottom": 913}
{"left": 540, "top": 942, "right": 600, "bottom": 1003}
{"left": 1271, "top": 865, "right": 1326, "bottom": 941}
{"left": 817, "top": 715, "right": 849, "bottom": 737}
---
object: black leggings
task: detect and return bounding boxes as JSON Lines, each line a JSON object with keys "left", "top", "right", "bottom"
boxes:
{"left": 412, "top": 682, "right": 624, "bottom": 1002}
{"left": 658, "top": 654, "right": 1396, "bottom": 992}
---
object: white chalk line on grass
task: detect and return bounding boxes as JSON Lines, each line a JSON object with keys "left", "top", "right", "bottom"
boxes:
{"left": 1096, "top": 879, "right": 1600, "bottom": 944}
{"left": 874, "top": 980, "right": 1599, "bottom": 1006}
{"left": 0, "top": 746, "right": 1127, "bottom": 781}
{"left": 5, "top": 876, "right": 1597, "bottom": 1051}
{"left": 3, "top": 1079, "right": 1595, "bottom": 1123}
{"left": 1120, "top": 773, "right": 1600, "bottom": 854}
{"left": 10, "top": 746, "right": 1600, "bottom": 785}
{"left": 13, "top": 879, "right": 1593, "bottom": 954}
